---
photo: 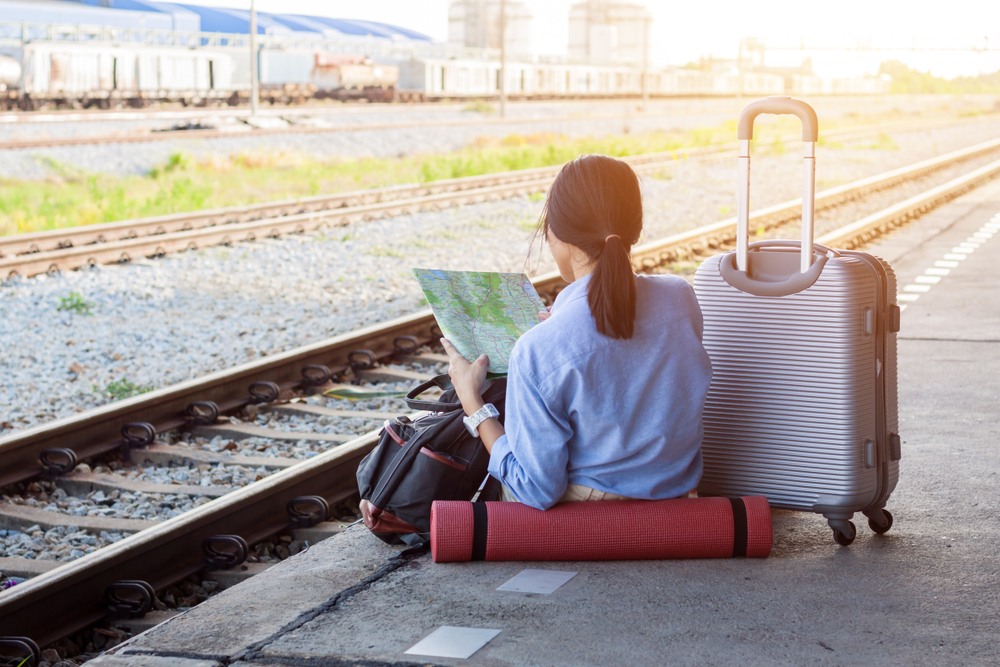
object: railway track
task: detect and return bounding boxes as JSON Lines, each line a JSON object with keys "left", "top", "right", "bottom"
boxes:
{"left": 1, "top": 109, "right": 989, "bottom": 151}
{"left": 2, "top": 114, "right": 999, "bottom": 280}
{"left": 0, "top": 108, "right": 690, "bottom": 151}
{"left": 3, "top": 137, "right": 1000, "bottom": 665}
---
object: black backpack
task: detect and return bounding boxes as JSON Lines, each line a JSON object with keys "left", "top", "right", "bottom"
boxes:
{"left": 356, "top": 375, "right": 506, "bottom": 546}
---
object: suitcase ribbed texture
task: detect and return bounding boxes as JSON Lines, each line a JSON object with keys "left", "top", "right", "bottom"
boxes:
{"left": 695, "top": 253, "right": 888, "bottom": 512}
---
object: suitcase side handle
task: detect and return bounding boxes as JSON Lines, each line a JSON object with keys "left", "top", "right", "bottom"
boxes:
{"left": 736, "top": 97, "right": 818, "bottom": 275}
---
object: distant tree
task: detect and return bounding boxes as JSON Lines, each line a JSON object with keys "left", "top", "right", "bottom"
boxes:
{"left": 878, "top": 59, "right": 1000, "bottom": 94}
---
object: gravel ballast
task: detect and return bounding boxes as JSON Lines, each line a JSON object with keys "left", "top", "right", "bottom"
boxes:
{"left": 4, "top": 119, "right": 1000, "bottom": 435}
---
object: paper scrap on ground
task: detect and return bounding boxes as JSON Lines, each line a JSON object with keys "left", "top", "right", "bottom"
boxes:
{"left": 404, "top": 626, "right": 502, "bottom": 659}
{"left": 496, "top": 569, "right": 578, "bottom": 594}
{"left": 412, "top": 268, "right": 546, "bottom": 375}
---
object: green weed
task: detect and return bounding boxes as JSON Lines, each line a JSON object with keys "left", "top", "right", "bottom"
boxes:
{"left": 56, "top": 291, "right": 94, "bottom": 315}
{"left": 95, "top": 379, "right": 152, "bottom": 400}
{"left": 463, "top": 100, "right": 495, "bottom": 114}
{"left": 516, "top": 217, "right": 539, "bottom": 233}
{"left": 366, "top": 246, "right": 402, "bottom": 258}
{"left": 854, "top": 132, "right": 899, "bottom": 151}
{"left": 149, "top": 151, "right": 193, "bottom": 178}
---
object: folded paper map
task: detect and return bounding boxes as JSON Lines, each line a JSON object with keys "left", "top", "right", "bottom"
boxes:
{"left": 413, "top": 269, "right": 546, "bottom": 375}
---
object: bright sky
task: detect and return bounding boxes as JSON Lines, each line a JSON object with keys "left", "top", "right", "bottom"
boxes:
{"left": 184, "top": 0, "right": 1000, "bottom": 78}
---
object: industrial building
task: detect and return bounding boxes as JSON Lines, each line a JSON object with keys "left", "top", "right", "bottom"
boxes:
{"left": 447, "top": 0, "right": 533, "bottom": 57}
{"left": 567, "top": 0, "right": 653, "bottom": 64}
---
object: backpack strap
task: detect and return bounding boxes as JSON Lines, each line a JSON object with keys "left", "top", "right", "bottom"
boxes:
{"left": 405, "top": 375, "right": 508, "bottom": 414}
{"left": 405, "top": 375, "right": 463, "bottom": 412}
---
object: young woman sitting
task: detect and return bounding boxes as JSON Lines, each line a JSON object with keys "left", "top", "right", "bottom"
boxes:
{"left": 442, "top": 154, "right": 713, "bottom": 510}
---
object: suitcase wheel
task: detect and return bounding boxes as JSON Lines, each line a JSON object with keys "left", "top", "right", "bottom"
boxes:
{"left": 832, "top": 521, "right": 857, "bottom": 547}
{"left": 865, "top": 508, "right": 893, "bottom": 535}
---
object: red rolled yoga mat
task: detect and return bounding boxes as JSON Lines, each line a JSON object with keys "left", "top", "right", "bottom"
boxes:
{"left": 430, "top": 496, "right": 772, "bottom": 562}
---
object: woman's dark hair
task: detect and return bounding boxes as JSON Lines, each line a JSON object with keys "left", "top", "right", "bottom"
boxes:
{"left": 539, "top": 154, "right": 642, "bottom": 340}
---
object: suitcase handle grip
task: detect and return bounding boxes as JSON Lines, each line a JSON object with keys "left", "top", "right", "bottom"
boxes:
{"left": 737, "top": 96, "right": 819, "bottom": 142}
{"left": 749, "top": 239, "right": 839, "bottom": 258}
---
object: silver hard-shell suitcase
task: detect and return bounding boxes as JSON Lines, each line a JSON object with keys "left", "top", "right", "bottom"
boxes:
{"left": 693, "top": 97, "right": 900, "bottom": 545}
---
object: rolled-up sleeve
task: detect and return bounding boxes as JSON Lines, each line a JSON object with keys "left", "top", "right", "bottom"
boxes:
{"left": 488, "top": 359, "right": 572, "bottom": 510}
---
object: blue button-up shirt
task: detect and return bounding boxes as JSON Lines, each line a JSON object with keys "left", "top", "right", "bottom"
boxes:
{"left": 488, "top": 273, "right": 712, "bottom": 510}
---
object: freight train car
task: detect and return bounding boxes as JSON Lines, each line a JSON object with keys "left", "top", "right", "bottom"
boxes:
{"left": 0, "top": 42, "right": 235, "bottom": 108}
{"left": 254, "top": 51, "right": 403, "bottom": 103}
{"left": 397, "top": 57, "right": 789, "bottom": 100}
{"left": 0, "top": 40, "right": 890, "bottom": 110}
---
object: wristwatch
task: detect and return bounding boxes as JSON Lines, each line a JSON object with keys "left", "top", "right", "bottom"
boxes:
{"left": 463, "top": 403, "right": 500, "bottom": 437}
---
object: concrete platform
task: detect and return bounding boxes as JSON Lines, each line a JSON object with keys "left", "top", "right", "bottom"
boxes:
{"left": 90, "top": 182, "right": 1000, "bottom": 667}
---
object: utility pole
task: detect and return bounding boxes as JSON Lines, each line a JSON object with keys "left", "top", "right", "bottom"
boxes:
{"left": 641, "top": 16, "right": 650, "bottom": 111}
{"left": 499, "top": 0, "right": 506, "bottom": 117}
{"left": 736, "top": 38, "right": 744, "bottom": 101}
{"left": 250, "top": 0, "right": 259, "bottom": 116}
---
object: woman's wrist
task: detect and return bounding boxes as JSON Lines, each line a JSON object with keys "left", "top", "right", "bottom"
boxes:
{"left": 463, "top": 398, "right": 486, "bottom": 416}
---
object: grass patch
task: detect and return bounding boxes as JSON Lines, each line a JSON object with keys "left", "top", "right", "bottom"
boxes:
{"left": 366, "top": 245, "right": 402, "bottom": 258}
{"left": 515, "top": 216, "right": 540, "bottom": 233}
{"left": 56, "top": 291, "right": 94, "bottom": 315}
{"left": 95, "top": 378, "right": 152, "bottom": 401}
{"left": 463, "top": 100, "right": 495, "bottom": 114}
{"left": 853, "top": 132, "right": 900, "bottom": 151}
{"left": 0, "top": 111, "right": 930, "bottom": 236}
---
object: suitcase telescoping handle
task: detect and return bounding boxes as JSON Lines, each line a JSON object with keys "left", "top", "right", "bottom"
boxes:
{"left": 736, "top": 96, "right": 819, "bottom": 274}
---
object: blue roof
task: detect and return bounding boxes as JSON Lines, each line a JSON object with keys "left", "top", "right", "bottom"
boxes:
{"left": 66, "top": 0, "right": 200, "bottom": 30}
{"left": 176, "top": 5, "right": 296, "bottom": 35}
{"left": 26, "top": 1, "right": 432, "bottom": 41}
{"left": 288, "top": 15, "right": 431, "bottom": 41}
{"left": 1, "top": 0, "right": 175, "bottom": 30}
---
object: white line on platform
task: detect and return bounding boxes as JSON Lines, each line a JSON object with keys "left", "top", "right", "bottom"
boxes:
{"left": 898, "top": 293, "right": 921, "bottom": 302}
{"left": 904, "top": 284, "right": 932, "bottom": 292}
{"left": 925, "top": 268, "right": 951, "bottom": 276}
{"left": 899, "top": 304, "right": 908, "bottom": 312}
{"left": 961, "top": 241, "right": 982, "bottom": 248}
{"left": 936, "top": 260, "right": 960, "bottom": 268}
{"left": 944, "top": 253, "right": 968, "bottom": 260}
{"left": 953, "top": 246, "right": 976, "bottom": 253}
{"left": 915, "top": 275, "right": 941, "bottom": 284}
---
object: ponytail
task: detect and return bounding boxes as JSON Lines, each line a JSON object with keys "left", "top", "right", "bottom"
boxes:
{"left": 588, "top": 234, "right": 636, "bottom": 339}
{"left": 537, "top": 154, "right": 643, "bottom": 340}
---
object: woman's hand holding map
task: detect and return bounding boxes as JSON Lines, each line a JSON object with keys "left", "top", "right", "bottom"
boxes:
{"left": 440, "top": 338, "right": 489, "bottom": 417}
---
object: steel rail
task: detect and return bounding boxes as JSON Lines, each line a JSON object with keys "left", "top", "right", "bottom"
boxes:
{"left": 0, "top": 109, "right": 988, "bottom": 152}
{"left": 1, "top": 113, "right": 990, "bottom": 261}
{"left": 0, "top": 110, "right": 665, "bottom": 151}
{"left": 3, "top": 153, "right": 1000, "bottom": 651}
